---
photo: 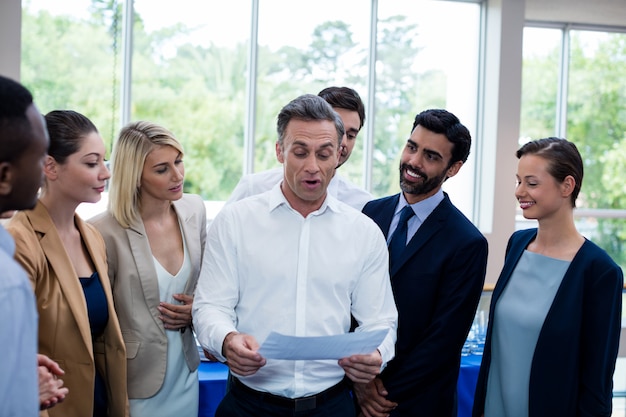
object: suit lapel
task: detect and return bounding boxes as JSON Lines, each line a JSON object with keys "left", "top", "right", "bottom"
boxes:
{"left": 364, "top": 194, "right": 399, "bottom": 241}
{"left": 173, "top": 199, "right": 201, "bottom": 295}
{"left": 29, "top": 203, "right": 93, "bottom": 356}
{"left": 126, "top": 218, "right": 165, "bottom": 335}
{"left": 75, "top": 216, "right": 117, "bottom": 333}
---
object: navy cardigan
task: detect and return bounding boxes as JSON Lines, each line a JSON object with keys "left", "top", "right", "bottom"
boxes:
{"left": 473, "top": 228, "right": 623, "bottom": 417}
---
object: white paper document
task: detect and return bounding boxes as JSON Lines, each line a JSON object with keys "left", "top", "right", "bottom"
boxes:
{"left": 258, "top": 329, "right": 388, "bottom": 360}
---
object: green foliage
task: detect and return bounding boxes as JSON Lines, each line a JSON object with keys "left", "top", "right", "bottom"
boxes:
{"left": 567, "top": 32, "right": 626, "bottom": 214}
{"left": 22, "top": 3, "right": 626, "bottom": 267}
{"left": 521, "top": 30, "right": 626, "bottom": 268}
{"left": 21, "top": 4, "right": 449, "bottom": 202}
{"left": 597, "top": 136, "right": 626, "bottom": 267}
{"left": 21, "top": 9, "right": 120, "bottom": 149}
{"left": 129, "top": 33, "right": 249, "bottom": 199}
{"left": 593, "top": 218, "right": 626, "bottom": 268}
{"left": 520, "top": 46, "right": 559, "bottom": 140}
{"left": 307, "top": 21, "right": 356, "bottom": 82}
{"left": 371, "top": 15, "right": 424, "bottom": 196}
{"left": 602, "top": 135, "right": 626, "bottom": 208}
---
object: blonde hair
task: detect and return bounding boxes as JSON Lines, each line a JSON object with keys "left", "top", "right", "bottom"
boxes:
{"left": 108, "top": 121, "right": 184, "bottom": 228}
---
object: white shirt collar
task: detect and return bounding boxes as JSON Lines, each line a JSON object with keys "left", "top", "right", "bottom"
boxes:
{"left": 268, "top": 181, "right": 342, "bottom": 216}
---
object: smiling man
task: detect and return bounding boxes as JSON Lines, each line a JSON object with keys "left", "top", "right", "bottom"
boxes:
{"left": 193, "top": 94, "right": 397, "bottom": 417}
{"left": 355, "top": 109, "right": 488, "bottom": 417}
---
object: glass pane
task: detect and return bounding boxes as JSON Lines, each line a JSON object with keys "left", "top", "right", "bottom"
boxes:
{"left": 375, "top": 0, "right": 480, "bottom": 217}
{"left": 520, "top": 27, "right": 560, "bottom": 142}
{"left": 516, "top": 212, "right": 626, "bottom": 272}
{"left": 580, "top": 216, "right": 626, "bottom": 271}
{"left": 132, "top": 0, "right": 251, "bottom": 200}
{"left": 22, "top": 0, "right": 121, "bottom": 151}
{"left": 567, "top": 30, "right": 626, "bottom": 264}
{"left": 255, "top": 0, "right": 370, "bottom": 186}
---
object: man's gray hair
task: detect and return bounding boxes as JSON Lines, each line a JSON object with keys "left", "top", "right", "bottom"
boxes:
{"left": 276, "top": 94, "right": 344, "bottom": 147}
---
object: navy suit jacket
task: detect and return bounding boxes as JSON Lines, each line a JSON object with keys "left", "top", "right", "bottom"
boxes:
{"left": 363, "top": 192, "right": 488, "bottom": 416}
{"left": 473, "top": 228, "right": 623, "bottom": 417}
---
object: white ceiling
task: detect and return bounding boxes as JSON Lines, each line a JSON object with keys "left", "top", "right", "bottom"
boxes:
{"left": 525, "top": 0, "right": 626, "bottom": 27}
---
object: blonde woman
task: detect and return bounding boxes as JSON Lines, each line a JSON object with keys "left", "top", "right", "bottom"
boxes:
{"left": 90, "top": 121, "right": 205, "bottom": 416}
{"left": 8, "top": 110, "right": 128, "bottom": 417}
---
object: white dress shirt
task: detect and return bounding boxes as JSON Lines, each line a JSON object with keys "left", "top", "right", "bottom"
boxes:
{"left": 193, "top": 184, "right": 397, "bottom": 398}
{"left": 226, "top": 166, "right": 373, "bottom": 211}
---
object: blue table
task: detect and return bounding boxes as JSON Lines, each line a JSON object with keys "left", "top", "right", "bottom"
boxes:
{"left": 197, "top": 355, "right": 482, "bottom": 417}
{"left": 457, "top": 354, "right": 482, "bottom": 417}
{"left": 198, "top": 361, "right": 229, "bottom": 417}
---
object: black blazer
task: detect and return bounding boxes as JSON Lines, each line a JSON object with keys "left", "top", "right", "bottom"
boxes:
{"left": 363, "top": 192, "right": 488, "bottom": 416}
{"left": 473, "top": 228, "right": 623, "bottom": 417}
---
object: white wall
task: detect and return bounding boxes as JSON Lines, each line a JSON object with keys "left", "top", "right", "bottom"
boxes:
{"left": 526, "top": 0, "right": 626, "bottom": 27}
{"left": 479, "top": 0, "right": 526, "bottom": 286}
{"left": 0, "top": 0, "right": 21, "bottom": 80}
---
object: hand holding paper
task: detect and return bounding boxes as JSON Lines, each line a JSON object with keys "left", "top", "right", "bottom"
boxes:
{"left": 339, "top": 349, "right": 383, "bottom": 384}
{"left": 223, "top": 332, "right": 266, "bottom": 376}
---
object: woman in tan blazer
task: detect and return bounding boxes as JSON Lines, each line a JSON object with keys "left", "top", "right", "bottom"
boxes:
{"left": 89, "top": 121, "right": 205, "bottom": 417}
{"left": 8, "top": 110, "right": 128, "bottom": 417}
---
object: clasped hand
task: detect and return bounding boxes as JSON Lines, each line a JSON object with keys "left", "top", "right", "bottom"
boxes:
{"left": 158, "top": 293, "right": 193, "bottom": 330}
{"left": 38, "top": 354, "right": 69, "bottom": 410}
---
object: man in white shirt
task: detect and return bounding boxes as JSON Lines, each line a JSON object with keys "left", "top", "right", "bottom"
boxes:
{"left": 193, "top": 94, "right": 397, "bottom": 417}
{"left": 0, "top": 75, "right": 68, "bottom": 415}
{"left": 226, "top": 86, "right": 373, "bottom": 211}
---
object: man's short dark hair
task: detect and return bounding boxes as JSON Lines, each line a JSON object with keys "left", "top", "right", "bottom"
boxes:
{"left": 318, "top": 86, "right": 365, "bottom": 129}
{"left": 412, "top": 109, "right": 471, "bottom": 165}
{"left": 0, "top": 76, "right": 35, "bottom": 163}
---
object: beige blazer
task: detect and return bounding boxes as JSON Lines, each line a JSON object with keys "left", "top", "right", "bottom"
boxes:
{"left": 8, "top": 201, "right": 128, "bottom": 417}
{"left": 89, "top": 193, "right": 206, "bottom": 398}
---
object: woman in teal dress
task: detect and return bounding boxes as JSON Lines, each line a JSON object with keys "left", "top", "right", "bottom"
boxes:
{"left": 473, "top": 137, "right": 623, "bottom": 417}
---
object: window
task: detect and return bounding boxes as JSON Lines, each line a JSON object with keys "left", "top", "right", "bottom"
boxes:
{"left": 520, "top": 24, "right": 626, "bottom": 269}
{"left": 131, "top": 0, "right": 251, "bottom": 200}
{"left": 374, "top": 1, "right": 480, "bottom": 218}
{"left": 21, "top": 0, "right": 482, "bottom": 220}
{"left": 22, "top": 0, "right": 120, "bottom": 150}
{"left": 255, "top": 0, "right": 370, "bottom": 182}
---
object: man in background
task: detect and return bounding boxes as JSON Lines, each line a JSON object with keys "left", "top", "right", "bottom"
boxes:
{"left": 226, "top": 86, "right": 372, "bottom": 210}
{"left": 355, "top": 109, "right": 488, "bottom": 416}
{"left": 0, "top": 75, "right": 68, "bottom": 415}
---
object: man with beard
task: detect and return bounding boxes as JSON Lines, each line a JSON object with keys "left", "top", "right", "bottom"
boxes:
{"left": 354, "top": 109, "right": 488, "bottom": 417}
